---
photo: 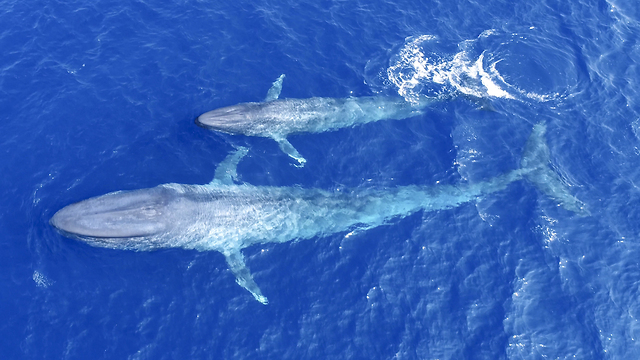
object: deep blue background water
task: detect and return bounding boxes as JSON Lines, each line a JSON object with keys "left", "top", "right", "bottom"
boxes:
{"left": 2, "top": 0, "right": 640, "bottom": 358}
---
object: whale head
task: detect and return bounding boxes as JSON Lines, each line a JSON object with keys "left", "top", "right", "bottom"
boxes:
{"left": 196, "top": 102, "right": 264, "bottom": 135}
{"left": 50, "top": 184, "right": 193, "bottom": 250}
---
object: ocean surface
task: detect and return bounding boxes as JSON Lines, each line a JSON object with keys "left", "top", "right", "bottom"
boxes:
{"left": 2, "top": 0, "right": 640, "bottom": 358}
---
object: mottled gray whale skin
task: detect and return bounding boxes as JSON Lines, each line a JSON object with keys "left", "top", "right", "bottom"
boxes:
{"left": 196, "top": 75, "right": 442, "bottom": 166}
{"left": 50, "top": 123, "right": 587, "bottom": 304}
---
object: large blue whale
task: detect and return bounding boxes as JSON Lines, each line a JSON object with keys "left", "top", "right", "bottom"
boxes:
{"left": 50, "top": 123, "right": 587, "bottom": 304}
{"left": 196, "top": 75, "right": 445, "bottom": 166}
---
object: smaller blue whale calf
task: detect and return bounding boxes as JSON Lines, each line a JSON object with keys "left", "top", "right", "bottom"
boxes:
{"left": 196, "top": 75, "right": 444, "bottom": 166}
{"left": 50, "top": 123, "right": 587, "bottom": 304}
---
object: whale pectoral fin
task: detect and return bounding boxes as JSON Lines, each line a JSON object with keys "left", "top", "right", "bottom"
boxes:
{"left": 275, "top": 137, "right": 306, "bottom": 167}
{"left": 209, "top": 147, "right": 249, "bottom": 186}
{"left": 224, "top": 249, "right": 268, "bottom": 304}
{"left": 264, "top": 74, "right": 285, "bottom": 102}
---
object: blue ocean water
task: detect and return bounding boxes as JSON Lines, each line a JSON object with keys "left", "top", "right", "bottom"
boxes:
{"left": 2, "top": 0, "right": 640, "bottom": 358}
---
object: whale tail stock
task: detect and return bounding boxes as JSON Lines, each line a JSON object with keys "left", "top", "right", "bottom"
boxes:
{"left": 520, "top": 122, "right": 589, "bottom": 216}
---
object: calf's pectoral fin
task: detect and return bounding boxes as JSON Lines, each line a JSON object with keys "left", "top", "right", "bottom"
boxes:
{"left": 274, "top": 137, "right": 306, "bottom": 167}
{"left": 224, "top": 248, "right": 269, "bottom": 304}
{"left": 209, "top": 147, "right": 249, "bottom": 186}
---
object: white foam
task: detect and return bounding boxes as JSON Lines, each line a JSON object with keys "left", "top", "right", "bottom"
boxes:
{"left": 476, "top": 54, "right": 515, "bottom": 99}
{"left": 33, "top": 271, "right": 53, "bottom": 288}
{"left": 386, "top": 33, "right": 558, "bottom": 103}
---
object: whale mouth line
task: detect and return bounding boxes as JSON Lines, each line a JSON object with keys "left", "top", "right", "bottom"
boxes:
{"left": 49, "top": 216, "right": 163, "bottom": 240}
{"left": 50, "top": 223, "right": 147, "bottom": 241}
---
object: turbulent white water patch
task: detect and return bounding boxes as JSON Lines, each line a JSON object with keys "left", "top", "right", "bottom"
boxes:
{"left": 33, "top": 271, "right": 53, "bottom": 288}
{"left": 385, "top": 31, "right": 578, "bottom": 104}
{"left": 384, "top": 35, "right": 446, "bottom": 104}
{"left": 386, "top": 34, "right": 516, "bottom": 103}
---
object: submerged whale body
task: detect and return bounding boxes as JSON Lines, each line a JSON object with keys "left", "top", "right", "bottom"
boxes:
{"left": 50, "top": 123, "right": 587, "bottom": 304}
{"left": 196, "top": 75, "right": 443, "bottom": 166}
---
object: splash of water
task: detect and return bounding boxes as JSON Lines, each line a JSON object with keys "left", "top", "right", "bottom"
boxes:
{"left": 385, "top": 31, "right": 575, "bottom": 104}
